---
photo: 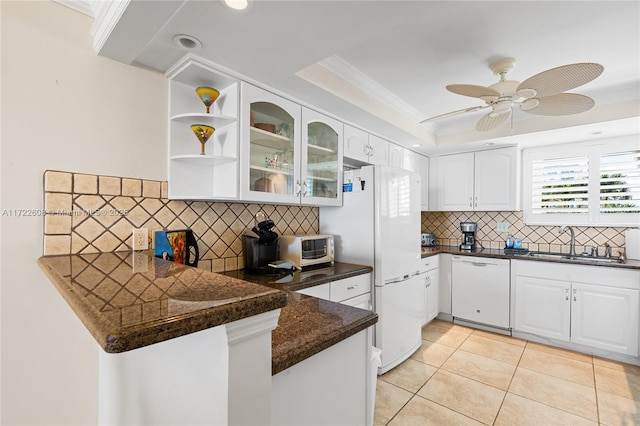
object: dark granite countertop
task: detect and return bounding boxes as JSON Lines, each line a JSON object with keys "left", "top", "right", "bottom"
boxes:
{"left": 39, "top": 253, "right": 376, "bottom": 376}
{"left": 222, "top": 262, "right": 377, "bottom": 374}
{"left": 38, "top": 252, "right": 287, "bottom": 353}
{"left": 422, "top": 245, "right": 640, "bottom": 270}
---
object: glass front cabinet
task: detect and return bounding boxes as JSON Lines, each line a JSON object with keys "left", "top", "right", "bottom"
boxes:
{"left": 240, "top": 83, "right": 343, "bottom": 206}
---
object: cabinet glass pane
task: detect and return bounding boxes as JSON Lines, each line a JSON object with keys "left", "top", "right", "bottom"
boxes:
{"left": 249, "top": 102, "right": 295, "bottom": 195}
{"left": 306, "top": 122, "right": 338, "bottom": 199}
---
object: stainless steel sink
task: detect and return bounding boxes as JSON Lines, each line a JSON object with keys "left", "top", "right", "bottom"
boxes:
{"left": 527, "top": 251, "right": 624, "bottom": 264}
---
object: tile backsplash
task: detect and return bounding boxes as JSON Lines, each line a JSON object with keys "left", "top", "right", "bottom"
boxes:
{"left": 422, "top": 211, "right": 631, "bottom": 254}
{"left": 43, "top": 171, "right": 319, "bottom": 272}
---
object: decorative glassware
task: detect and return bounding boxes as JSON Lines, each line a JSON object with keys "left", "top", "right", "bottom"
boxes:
{"left": 195, "top": 87, "right": 220, "bottom": 113}
{"left": 190, "top": 124, "right": 215, "bottom": 155}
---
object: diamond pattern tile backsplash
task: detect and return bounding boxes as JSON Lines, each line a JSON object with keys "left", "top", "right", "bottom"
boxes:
{"left": 43, "top": 171, "right": 319, "bottom": 272}
{"left": 422, "top": 211, "right": 632, "bottom": 254}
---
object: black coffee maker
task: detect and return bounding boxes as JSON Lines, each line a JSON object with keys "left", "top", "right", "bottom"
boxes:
{"left": 460, "top": 221, "right": 477, "bottom": 251}
{"left": 242, "top": 218, "right": 279, "bottom": 273}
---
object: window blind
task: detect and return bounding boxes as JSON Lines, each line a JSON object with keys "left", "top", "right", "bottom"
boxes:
{"left": 531, "top": 156, "right": 589, "bottom": 215}
{"left": 599, "top": 150, "right": 640, "bottom": 214}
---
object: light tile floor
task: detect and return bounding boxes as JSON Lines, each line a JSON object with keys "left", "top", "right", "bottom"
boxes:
{"left": 374, "top": 319, "right": 640, "bottom": 425}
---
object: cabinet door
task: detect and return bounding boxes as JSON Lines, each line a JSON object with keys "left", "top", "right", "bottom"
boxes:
{"left": 571, "top": 283, "right": 639, "bottom": 356}
{"left": 402, "top": 148, "right": 417, "bottom": 172}
{"left": 343, "top": 124, "right": 369, "bottom": 163}
{"left": 474, "top": 147, "right": 519, "bottom": 211}
{"left": 240, "top": 83, "right": 301, "bottom": 204}
{"left": 368, "top": 135, "right": 389, "bottom": 166}
{"left": 413, "top": 154, "right": 429, "bottom": 210}
{"left": 425, "top": 268, "right": 439, "bottom": 323}
{"left": 514, "top": 276, "right": 570, "bottom": 341}
{"left": 431, "top": 153, "right": 474, "bottom": 211}
{"left": 388, "top": 144, "right": 403, "bottom": 169}
{"left": 301, "top": 108, "right": 343, "bottom": 206}
{"left": 340, "top": 292, "right": 372, "bottom": 310}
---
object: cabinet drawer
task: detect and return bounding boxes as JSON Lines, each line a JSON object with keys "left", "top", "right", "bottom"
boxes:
{"left": 330, "top": 274, "right": 371, "bottom": 302}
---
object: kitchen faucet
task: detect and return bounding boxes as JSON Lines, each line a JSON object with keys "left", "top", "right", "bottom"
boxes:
{"left": 559, "top": 225, "right": 576, "bottom": 256}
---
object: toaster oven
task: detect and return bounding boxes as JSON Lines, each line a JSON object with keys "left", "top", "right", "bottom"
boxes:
{"left": 278, "top": 235, "right": 334, "bottom": 269}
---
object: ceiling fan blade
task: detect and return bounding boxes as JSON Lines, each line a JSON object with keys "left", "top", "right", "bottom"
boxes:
{"left": 516, "top": 63, "right": 604, "bottom": 98}
{"left": 475, "top": 109, "right": 511, "bottom": 132}
{"left": 446, "top": 84, "right": 500, "bottom": 100}
{"left": 419, "top": 105, "right": 490, "bottom": 123}
{"left": 520, "top": 93, "right": 595, "bottom": 116}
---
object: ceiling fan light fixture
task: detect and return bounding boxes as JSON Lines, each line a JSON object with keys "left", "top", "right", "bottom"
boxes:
{"left": 517, "top": 88, "right": 537, "bottom": 99}
{"left": 224, "top": 0, "right": 250, "bottom": 10}
{"left": 520, "top": 98, "right": 540, "bottom": 111}
{"left": 488, "top": 101, "right": 511, "bottom": 118}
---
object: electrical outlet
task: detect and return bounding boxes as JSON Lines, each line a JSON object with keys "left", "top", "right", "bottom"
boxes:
{"left": 132, "top": 228, "right": 149, "bottom": 251}
{"left": 496, "top": 222, "right": 509, "bottom": 233}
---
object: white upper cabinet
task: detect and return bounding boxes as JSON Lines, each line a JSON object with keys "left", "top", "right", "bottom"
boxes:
{"left": 429, "top": 146, "right": 520, "bottom": 211}
{"left": 166, "top": 56, "right": 240, "bottom": 200}
{"left": 413, "top": 154, "right": 429, "bottom": 211}
{"left": 474, "top": 147, "right": 520, "bottom": 210}
{"left": 240, "top": 83, "right": 342, "bottom": 206}
{"left": 430, "top": 152, "right": 474, "bottom": 211}
{"left": 344, "top": 125, "right": 388, "bottom": 166}
{"left": 301, "top": 108, "right": 343, "bottom": 206}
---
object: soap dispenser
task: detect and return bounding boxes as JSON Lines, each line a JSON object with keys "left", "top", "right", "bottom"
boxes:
{"left": 505, "top": 234, "right": 514, "bottom": 249}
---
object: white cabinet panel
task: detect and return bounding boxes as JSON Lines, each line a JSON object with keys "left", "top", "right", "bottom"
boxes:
{"left": 429, "top": 147, "right": 519, "bottom": 211}
{"left": 343, "top": 124, "right": 369, "bottom": 163}
{"left": 571, "top": 283, "right": 639, "bottom": 356}
{"left": 474, "top": 148, "right": 519, "bottom": 210}
{"left": 514, "top": 276, "right": 570, "bottom": 341}
{"left": 425, "top": 268, "right": 439, "bottom": 323}
{"left": 413, "top": 154, "right": 429, "bottom": 210}
{"left": 430, "top": 153, "right": 474, "bottom": 211}
{"left": 438, "top": 253, "right": 452, "bottom": 315}
{"left": 512, "top": 260, "right": 640, "bottom": 357}
{"left": 367, "top": 134, "right": 389, "bottom": 166}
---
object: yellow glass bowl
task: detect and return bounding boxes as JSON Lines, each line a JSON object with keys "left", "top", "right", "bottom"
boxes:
{"left": 195, "top": 87, "right": 220, "bottom": 113}
{"left": 191, "top": 124, "right": 215, "bottom": 155}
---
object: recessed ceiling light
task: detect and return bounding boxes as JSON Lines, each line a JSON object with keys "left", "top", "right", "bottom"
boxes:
{"left": 173, "top": 34, "right": 202, "bottom": 51}
{"left": 411, "top": 144, "right": 421, "bottom": 148}
{"left": 224, "top": 0, "right": 249, "bottom": 10}
{"left": 484, "top": 142, "right": 496, "bottom": 146}
{"left": 590, "top": 130, "right": 603, "bottom": 135}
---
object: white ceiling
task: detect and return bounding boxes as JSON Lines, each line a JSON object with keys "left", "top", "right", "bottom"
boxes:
{"left": 86, "top": 0, "right": 640, "bottom": 155}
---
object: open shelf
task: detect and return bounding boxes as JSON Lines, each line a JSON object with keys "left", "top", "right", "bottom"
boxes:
{"left": 307, "top": 143, "right": 337, "bottom": 155}
{"left": 171, "top": 155, "right": 236, "bottom": 165}
{"left": 250, "top": 165, "right": 293, "bottom": 176}
{"left": 171, "top": 113, "right": 236, "bottom": 128}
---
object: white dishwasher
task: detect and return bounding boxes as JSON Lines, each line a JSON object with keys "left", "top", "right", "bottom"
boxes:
{"left": 451, "top": 256, "right": 510, "bottom": 329}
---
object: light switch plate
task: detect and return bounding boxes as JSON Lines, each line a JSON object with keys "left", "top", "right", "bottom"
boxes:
{"left": 496, "top": 222, "right": 509, "bottom": 233}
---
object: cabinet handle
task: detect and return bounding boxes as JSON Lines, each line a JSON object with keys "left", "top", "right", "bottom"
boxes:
{"left": 295, "top": 180, "right": 301, "bottom": 197}
{"left": 425, "top": 276, "right": 431, "bottom": 287}
{"left": 302, "top": 181, "right": 308, "bottom": 197}
{"left": 573, "top": 288, "right": 577, "bottom": 302}
{"left": 469, "top": 197, "right": 473, "bottom": 207}
{"left": 347, "top": 285, "right": 357, "bottom": 290}
{"left": 474, "top": 196, "right": 478, "bottom": 207}
{"left": 566, "top": 288, "right": 569, "bottom": 301}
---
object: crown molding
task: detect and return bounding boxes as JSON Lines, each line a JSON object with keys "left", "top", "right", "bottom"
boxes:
{"left": 53, "top": 0, "right": 94, "bottom": 17}
{"left": 318, "top": 55, "right": 425, "bottom": 123}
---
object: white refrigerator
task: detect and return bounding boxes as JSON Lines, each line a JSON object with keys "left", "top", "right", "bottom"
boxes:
{"left": 320, "top": 165, "right": 423, "bottom": 374}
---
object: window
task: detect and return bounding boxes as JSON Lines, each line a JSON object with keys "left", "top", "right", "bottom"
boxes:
{"left": 523, "top": 137, "right": 640, "bottom": 226}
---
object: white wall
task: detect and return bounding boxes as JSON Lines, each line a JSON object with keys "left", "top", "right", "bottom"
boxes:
{"left": 1, "top": 1, "right": 167, "bottom": 424}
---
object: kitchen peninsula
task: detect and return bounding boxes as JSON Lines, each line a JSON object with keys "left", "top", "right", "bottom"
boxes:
{"left": 38, "top": 252, "right": 376, "bottom": 425}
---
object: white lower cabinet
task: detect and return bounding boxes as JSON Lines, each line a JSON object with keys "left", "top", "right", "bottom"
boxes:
{"left": 418, "top": 256, "right": 439, "bottom": 325}
{"left": 296, "top": 273, "right": 372, "bottom": 309}
{"left": 272, "top": 329, "right": 369, "bottom": 425}
{"left": 513, "top": 260, "right": 639, "bottom": 356}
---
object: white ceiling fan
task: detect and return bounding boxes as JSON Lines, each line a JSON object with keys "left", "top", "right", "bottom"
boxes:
{"left": 421, "top": 58, "right": 604, "bottom": 132}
